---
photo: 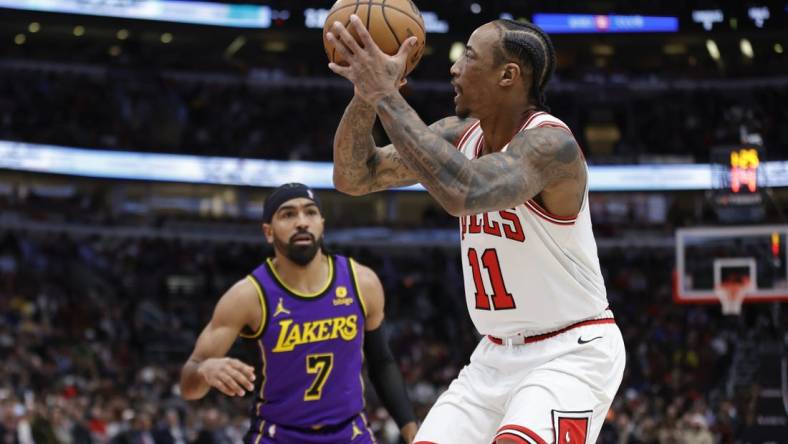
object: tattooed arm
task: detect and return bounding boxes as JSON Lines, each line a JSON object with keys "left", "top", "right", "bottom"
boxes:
{"left": 332, "top": 95, "right": 472, "bottom": 196}
{"left": 375, "top": 92, "right": 586, "bottom": 217}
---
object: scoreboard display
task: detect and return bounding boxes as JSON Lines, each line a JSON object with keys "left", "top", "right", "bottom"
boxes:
{"left": 711, "top": 145, "right": 767, "bottom": 222}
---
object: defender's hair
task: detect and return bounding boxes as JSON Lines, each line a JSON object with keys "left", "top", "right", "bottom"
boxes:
{"left": 493, "top": 19, "right": 556, "bottom": 111}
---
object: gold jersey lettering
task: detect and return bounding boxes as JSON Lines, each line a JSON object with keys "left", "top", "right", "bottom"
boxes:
{"left": 272, "top": 315, "right": 359, "bottom": 352}
{"left": 301, "top": 321, "right": 320, "bottom": 343}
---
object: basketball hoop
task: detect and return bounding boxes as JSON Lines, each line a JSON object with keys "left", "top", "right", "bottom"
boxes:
{"left": 714, "top": 276, "right": 753, "bottom": 315}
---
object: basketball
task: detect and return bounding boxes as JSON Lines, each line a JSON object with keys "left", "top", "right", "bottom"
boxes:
{"left": 322, "top": 0, "right": 426, "bottom": 76}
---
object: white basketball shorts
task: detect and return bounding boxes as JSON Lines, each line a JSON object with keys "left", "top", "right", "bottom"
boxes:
{"left": 414, "top": 318, "right": 625, "bottom": 444}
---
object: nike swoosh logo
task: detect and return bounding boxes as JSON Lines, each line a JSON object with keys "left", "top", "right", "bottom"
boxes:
{"left": 578, "top": 336, "right": 603, "bottom": 344}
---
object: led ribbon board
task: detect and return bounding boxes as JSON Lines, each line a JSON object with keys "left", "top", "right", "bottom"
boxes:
{"left": 533, "top": 13, "right": 678, "bottom": 33}
{"left": 0, "top": 0, "right": 272, "bottom": 28}
{"left": 2, "top": 141, "right": 788, "bottom": 191}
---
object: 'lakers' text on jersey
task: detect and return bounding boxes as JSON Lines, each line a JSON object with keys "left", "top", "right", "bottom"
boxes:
{"left": 456, "top": 112, "right": 609, "bottom": 337}
{"left": 240, "top": 255, "right": 368, "bottom": 438}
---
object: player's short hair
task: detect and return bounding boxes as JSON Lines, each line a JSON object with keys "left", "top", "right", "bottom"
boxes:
{"left": 493, "top": 19, "right": 556, "bottom": 111}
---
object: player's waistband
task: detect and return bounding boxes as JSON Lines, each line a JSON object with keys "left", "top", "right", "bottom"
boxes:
{"left": 248, "top": 411, "right": 361, "bottom": 438}
{"left": 487, "top": 309, "right": 615, "bottom": 346}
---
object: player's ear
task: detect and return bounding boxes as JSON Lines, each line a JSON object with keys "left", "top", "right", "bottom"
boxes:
{"left": 262, "top": 223, "right": 274, "bottom": 243}
{"left": 499, "top": 62, "right": 520, "bottom": 87}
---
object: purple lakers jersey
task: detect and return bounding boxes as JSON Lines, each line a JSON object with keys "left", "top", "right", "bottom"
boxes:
{"left": 241, "top": 255, "right": 367, "bottom": 432}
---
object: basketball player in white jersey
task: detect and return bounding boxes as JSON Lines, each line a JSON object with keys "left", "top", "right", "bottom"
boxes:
{"left": 327, "top": 15, "right": 626, "bottom": 444}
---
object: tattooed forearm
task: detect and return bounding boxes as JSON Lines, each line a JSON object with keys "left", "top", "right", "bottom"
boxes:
{"left": 375, "top": 92, "right": 583, "bottom": 216}
{"left": 376, "top": 93, "right": 479, "bottom": 214}
{"left": 333, "top": 96, "right": 417, "bottom": 195}
{"left": 333, "top": 96, "right": 377, "bottom": 192}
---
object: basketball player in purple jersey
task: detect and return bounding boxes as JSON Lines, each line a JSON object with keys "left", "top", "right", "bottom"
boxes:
{"left": 180, "top": 183, "right": 418, "bottom": 443}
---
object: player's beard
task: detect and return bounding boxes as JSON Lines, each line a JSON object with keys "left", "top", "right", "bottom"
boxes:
{"left": 274, "top": 231, "right": 323, "bottom": 266}
{"left": 454, "top": 85, "right": 471, "bottom": 119}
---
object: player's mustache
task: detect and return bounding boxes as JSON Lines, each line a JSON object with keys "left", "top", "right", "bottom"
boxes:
{"left": 289, "top": 231, "right": 315, "bottom": 244}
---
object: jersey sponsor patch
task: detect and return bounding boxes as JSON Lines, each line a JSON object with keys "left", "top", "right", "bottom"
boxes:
{"left": 332, "top": 286, "right": 353, "bottom": 306}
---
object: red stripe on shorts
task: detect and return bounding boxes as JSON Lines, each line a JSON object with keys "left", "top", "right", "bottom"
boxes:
{"left": 495, "top": 424, "right": 548, "bottom": 444}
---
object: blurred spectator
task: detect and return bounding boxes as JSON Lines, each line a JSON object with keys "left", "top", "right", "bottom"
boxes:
{"left": 1, "top": 67, "right": 785, "bottom": 163}
{"left": 1, "top": 226, "right": 781, "bottom": 442}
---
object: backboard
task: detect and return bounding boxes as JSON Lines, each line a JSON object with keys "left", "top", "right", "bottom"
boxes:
{"left": 674, "top": 225, "right": 788, "bottom": 304}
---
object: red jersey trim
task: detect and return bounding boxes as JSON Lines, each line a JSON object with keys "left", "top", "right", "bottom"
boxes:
{"left": 455, "top": 121, "right": 480, "bottom": 151}
{"left": 522, "top": 111, "right": 546, "bottom": 129}
{"left": 524, "top": 200, "right": 577, "bottom": 225}
{"left": 536, "top": 122, "right": 573, "bottom": 135}
{"left": 488, "top": 318, "right": 615, "bottom": 345}
{"left": 473, "top": 132, "right": 485, "bottom": 158}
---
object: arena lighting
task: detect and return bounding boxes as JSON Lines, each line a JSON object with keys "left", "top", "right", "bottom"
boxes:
{"left": 776, "top": 43, "right": 784, "bottom": 54}
{"left": 160, "top": 33, "right": 173, "bottom": 44}
{"left": 591, "top": 44, "right": 614, "bottom": 56}
{"left": 421, "top": 11, "right": 449, "bottom": 33}
{"left": 263, "top": 41, "right": 287, "bottom": 52}
{"left": 692, "top": 9, "right": 724, "bottom": 30}
{"left": 706, "top": 39, "right": 721, "bottom": 61}
{"left": 117, "top": 29, "right": 129, "bottom": 40}
{"left": 470, "top": 3, "right": 481, "bottom": 14}
{"left": 73, "top": 25, "right": 85, "bottom": 37}
{"left": 13, "top": 33, "right": 25, "bottom": 45}
{"left": 225, "top": 36, "right": 247, "bottom": 58}
{"left": 449, "top": 42, "right": 465, "bottom": 62}
{"left": 2, "top": 141, "right": 788, "bottom": 192}
{"left": 740, "top": 39, "right": 754, "bottom": 58}
{"left": 747, "top": 6, "right": 770, "bottom": 28}
{"left": 27, "top": 22, "right": 39, "bottom": 33}
{"left": 0, "top": 0, "right": 272, "bottom": 29}
{"left": 532, "top": 13, "right": 678, "bottom": 33}
{"left": 304, "top": 8, "right": 329, "bottom": 29}
{"left": 663, "top": 43, "right": 686, "bottom": 55}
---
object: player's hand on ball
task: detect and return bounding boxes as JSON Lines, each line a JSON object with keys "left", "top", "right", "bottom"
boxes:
{"left": 327, "top": 14, "right": 418, "bottom": 105}
{"left": 197, "top": 357, "right": 256, "bottom": 397}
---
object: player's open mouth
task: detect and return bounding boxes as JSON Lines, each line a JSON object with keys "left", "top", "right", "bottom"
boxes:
{"left": 291, "top": 234, "right": 314, "bottom": 245}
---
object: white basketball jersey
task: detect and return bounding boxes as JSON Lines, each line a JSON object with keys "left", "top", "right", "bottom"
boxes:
{"left": 456, "top": 111, "right": 608, "bottom": 337}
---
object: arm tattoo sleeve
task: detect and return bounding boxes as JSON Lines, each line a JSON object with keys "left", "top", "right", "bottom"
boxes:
{"left": 333, "top": 97, "right": 418, "bottom": 194}
{"left": 332, "top": 96, "right": 378, "bottom": 193}
{"left": 375, "top": 92, "right": 582, "bottom": 215}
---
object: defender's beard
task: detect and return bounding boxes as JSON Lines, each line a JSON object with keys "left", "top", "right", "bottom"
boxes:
{"left": 274, "top": 232, "right": 323, "bottom": 266}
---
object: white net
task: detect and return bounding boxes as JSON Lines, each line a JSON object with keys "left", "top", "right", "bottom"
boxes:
{"left": 714, "top": 278, "right": 752, "bottom": 315}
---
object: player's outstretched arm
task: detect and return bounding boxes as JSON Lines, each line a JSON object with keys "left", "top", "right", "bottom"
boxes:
{"left": 180, "top": 279, "right": 259, "bottom": 400}
{"left": 333, "top": 97, "right": 470, "bottom": 196}
{"left": 377, "top": 94, "right": 585, "bottom": 216}
{"left": 326, "top": 16, "right": 583, "bottom": 215}
{"left": 332, "top": 96, "right": 417, "bottom": 195}
{"left": 353, "top": 261, "right": 418, "bottom": 443}
{"left": 329, "top": 16, "right": 472, "bottom": 197}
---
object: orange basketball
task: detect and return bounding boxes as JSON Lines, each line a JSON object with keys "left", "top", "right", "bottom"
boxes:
{"left": 322, "top": 0, "right": 426, "bottom": 76}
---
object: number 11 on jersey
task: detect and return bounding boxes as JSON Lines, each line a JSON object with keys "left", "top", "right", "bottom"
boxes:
{"left": 468, "top": 248, "right": 516, "bottom": 310}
